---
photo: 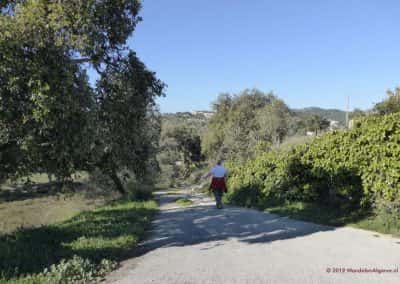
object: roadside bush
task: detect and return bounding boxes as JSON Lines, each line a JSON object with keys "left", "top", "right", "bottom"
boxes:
{"left": 226, "top": 146, "right": 318, "bottom": 206}
{"left": 225, "top": 184, "right": 263, "bottom": 208}
{"left": 14, "top": 256, "right": 117, "bottom": 284}
{"left": 226, "top": 113, "right": 400, "bottom": 209}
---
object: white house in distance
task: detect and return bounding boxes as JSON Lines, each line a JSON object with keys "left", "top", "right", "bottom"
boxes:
{"left": 191, "top": 111, "right": 214, "bottom": 119}
{"left": 329, "top": 120, "right": 340, "bottom": 130}
{"left": 306, "top": 119, "right": 341, "bottom": 136}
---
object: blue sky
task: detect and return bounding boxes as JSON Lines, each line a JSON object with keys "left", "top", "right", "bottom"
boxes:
{"left": 128, "top": 0, "right": 400, "bottom": 113}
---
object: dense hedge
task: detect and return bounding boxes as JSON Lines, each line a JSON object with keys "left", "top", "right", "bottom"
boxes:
{"left": 226, "top": 113, "right": 400, "bottom": 208}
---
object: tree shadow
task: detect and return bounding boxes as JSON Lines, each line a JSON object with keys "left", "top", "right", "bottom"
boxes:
{"left": 0, "top": 193, "right": 338, "bottom": 280}
{"left": 0, "top": 201, "right": 157, "bottom": 279}
{"left": 134, "top": 203, "right": 335, "bottom": 257}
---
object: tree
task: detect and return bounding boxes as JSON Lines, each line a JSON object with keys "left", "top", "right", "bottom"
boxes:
{"left": 95, "top": 52, "right": 164, "bottom": 194}
{"left": 224, "top": 90, "right": 274, "bottom": 159}
{"left": 0, "top": 1, "right": 165, "bottom": 193}
{"left": 201, "top": 93, "right": 232, "bottom": 159}
{"left": 1, "top": 0, "right": 142, "bottom": 67}
{"left": 160, "top": 123, "right": 202, "bottom": 178}
{"left": 256, "top": 98, "right": 291, "bottom": 145}
{"left": 349, "top": 108, "right": 366, "bottom": 120}
{"left": 202, "top": 89, "right": 285, "bottom": 161}
{"left": 305, "top": 115, "right": 330, "bottom": 135}
{"left": 0, "top": 15, "right": 95, "bottom": 180}
{"left": 374, "top": 87, "right": 400, "bottom": 115}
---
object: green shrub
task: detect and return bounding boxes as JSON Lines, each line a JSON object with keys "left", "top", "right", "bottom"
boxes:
{"left": 226, "top": 113, "right": 400, "bottom": 209}
{"left": 2, "top": 256, "right": 116, "bottom": 284}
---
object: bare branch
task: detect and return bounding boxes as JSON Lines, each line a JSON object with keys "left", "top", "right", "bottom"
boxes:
{"left": 71, "top": 57, "right": 91, "bottom": 64}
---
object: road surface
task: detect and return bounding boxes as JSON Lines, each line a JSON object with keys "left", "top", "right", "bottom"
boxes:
{"left": 107, "top": 189, "right": 400, "bottom": 284}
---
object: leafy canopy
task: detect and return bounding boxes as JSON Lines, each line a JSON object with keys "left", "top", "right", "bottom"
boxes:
{"left": 0, "top": 0, "right": 165, "bottom": 193}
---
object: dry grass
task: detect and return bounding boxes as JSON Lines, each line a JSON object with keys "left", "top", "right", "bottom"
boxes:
{"left": 277, "top": 135, "right": 314, "bottom": 149}
{"left": 0, "top": 172, "right": 116, "bottom": 234}
{"left": 0, "top": 173, "right": 158, "bottom": 282}
{"left": 0, "top": 193, "right": 107, "bottom": 234}
{"left": 1, "top": 172, "right": 89, "bottom": 190}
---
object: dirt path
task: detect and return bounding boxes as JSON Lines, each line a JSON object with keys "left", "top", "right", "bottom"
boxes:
{"left": 107, "top": 189, "right": 400, "bottom": 284}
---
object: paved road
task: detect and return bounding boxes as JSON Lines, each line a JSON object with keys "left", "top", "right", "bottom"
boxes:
{"left": 107, "top": 190, "right": 400, "bottom": 284}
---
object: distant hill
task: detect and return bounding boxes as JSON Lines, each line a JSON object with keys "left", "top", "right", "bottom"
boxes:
{"left": 162, "top": 111, "right": 213, "bottom": 131}
{"left": 293, "top": 107, "right": 347, "bottom": 126}
{"left": 163, "top": 107, "right": 347, "bottom": 128}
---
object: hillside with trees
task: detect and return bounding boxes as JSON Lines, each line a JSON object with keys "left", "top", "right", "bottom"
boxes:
{"left": 293, "top": 107, "right": 347, "bottom": 126}
{"left": 157, "top": 90, "right": 345, "bottom": 184}
{"left": 201, "top": 89, "right": 332, "bottom": 162}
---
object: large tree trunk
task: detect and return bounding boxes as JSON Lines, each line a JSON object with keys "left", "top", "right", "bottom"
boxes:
{"left": 109, "top": 169, "right": 126, "bottom": 195}
{"left": 97, "top": 152, "right": 127, "bottom": 195}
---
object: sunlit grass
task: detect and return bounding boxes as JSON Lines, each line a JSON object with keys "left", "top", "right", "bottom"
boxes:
{"left": 0, "top": 193, "right": 106, "bottom": 234}
{"left": 260, "top": 200, "right": 400, "bottom": 237}
{"left": 277, "top": 135, "right": 314, "bottom": 149}
{"left": 0, "top": 199, "right": 158, "bottom": 283}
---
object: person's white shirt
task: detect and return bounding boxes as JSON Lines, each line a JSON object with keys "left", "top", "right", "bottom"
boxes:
{"left": 209, "top": 165, "right": 228, "bottom": 178}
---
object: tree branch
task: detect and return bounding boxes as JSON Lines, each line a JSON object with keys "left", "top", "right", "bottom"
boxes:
{"left": 71, "top": 57, "right": 92, "bottom": 64}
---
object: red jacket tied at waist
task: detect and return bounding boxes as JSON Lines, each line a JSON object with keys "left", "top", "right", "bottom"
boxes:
{"left": 210, "top": 177, "right": 227, "bottom": 192}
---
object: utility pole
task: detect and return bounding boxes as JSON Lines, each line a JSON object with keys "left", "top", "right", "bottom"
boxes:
{"left": 345, "top": 96, "right": 350, "bottom": 129}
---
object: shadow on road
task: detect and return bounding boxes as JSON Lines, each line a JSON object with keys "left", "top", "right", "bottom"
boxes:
{"left": 135, "top": 197, "right": 335, "bottom": 256}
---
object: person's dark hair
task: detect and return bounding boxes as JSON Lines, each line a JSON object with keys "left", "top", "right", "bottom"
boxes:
{"left": 216, "top": 160, "right": 222, "bottom": 165}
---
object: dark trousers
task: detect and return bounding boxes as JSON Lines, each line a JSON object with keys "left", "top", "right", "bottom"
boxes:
{"left": 213, "top": 189, "right": 223, "bottom": 208}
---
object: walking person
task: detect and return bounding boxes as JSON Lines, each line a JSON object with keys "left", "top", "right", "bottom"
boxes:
{"left": 203, "top": 160, "right": 228, "bottom": 209}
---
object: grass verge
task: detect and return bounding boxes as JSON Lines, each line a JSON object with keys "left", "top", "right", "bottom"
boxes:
{"left": 0, "top": 193, "right": 107, "bottom": 234}
{"left": 259, "top": 200, "right": 400, "bottom": 237}
{"left": 0, "top": 199, "right": 158, "bottom": 283}
{"left": 175, "top": 198, "right": 194, "bottom": 207}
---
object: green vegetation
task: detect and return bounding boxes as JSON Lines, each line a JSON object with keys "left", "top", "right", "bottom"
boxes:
{"left": 350, "top": 213, "right": 400, "bottom": 237}
{"left": 159, "top": 122, "right": 203, "bottom": 182}
{"left": 162, "top": 112, "right": 210, "bottom": 130}
{"left": 0, "top": 3, "right": 164, "bottom": 281}
{"left": 259, "top": 200, "right": 368, "bottom": 227}
{"left": 277, "top": 135, "right": 314, "bottom": 150}
{"left": 0, "top": 193, "right": 106, "bottom": 234}
{"left": 258, "top": 200, "right": 400, "bottom": 237}
{"left": 175, "top": 198, "right": 194, "bottom": 207}
{"left": 2, "top": 1, "right": 400, "bottom": 281}
{"left": 293, "top": 107, "right": 346, "bottom": 126}
{"left": 0, "top": 1, "right": 164, "bottom": 194}
{"left": 157, "top": 112, "right": 212, "bottom": 187}
{"left": 225, "top": 112, "right": 400, "bottom": 235}
{"left": 158, "top": 91, "right": 337, "bottom": 189}
{"left": 202, "top": 90, "right": 283, "bottom": 160}
{"left": 373, "top": 87, "right": 400, "bottom": 115}
{"left": 0, "top": 199, "right": 158, "bottom": 283}
{"left": 201, "top": 89, "right": 331, "bottom": 162}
